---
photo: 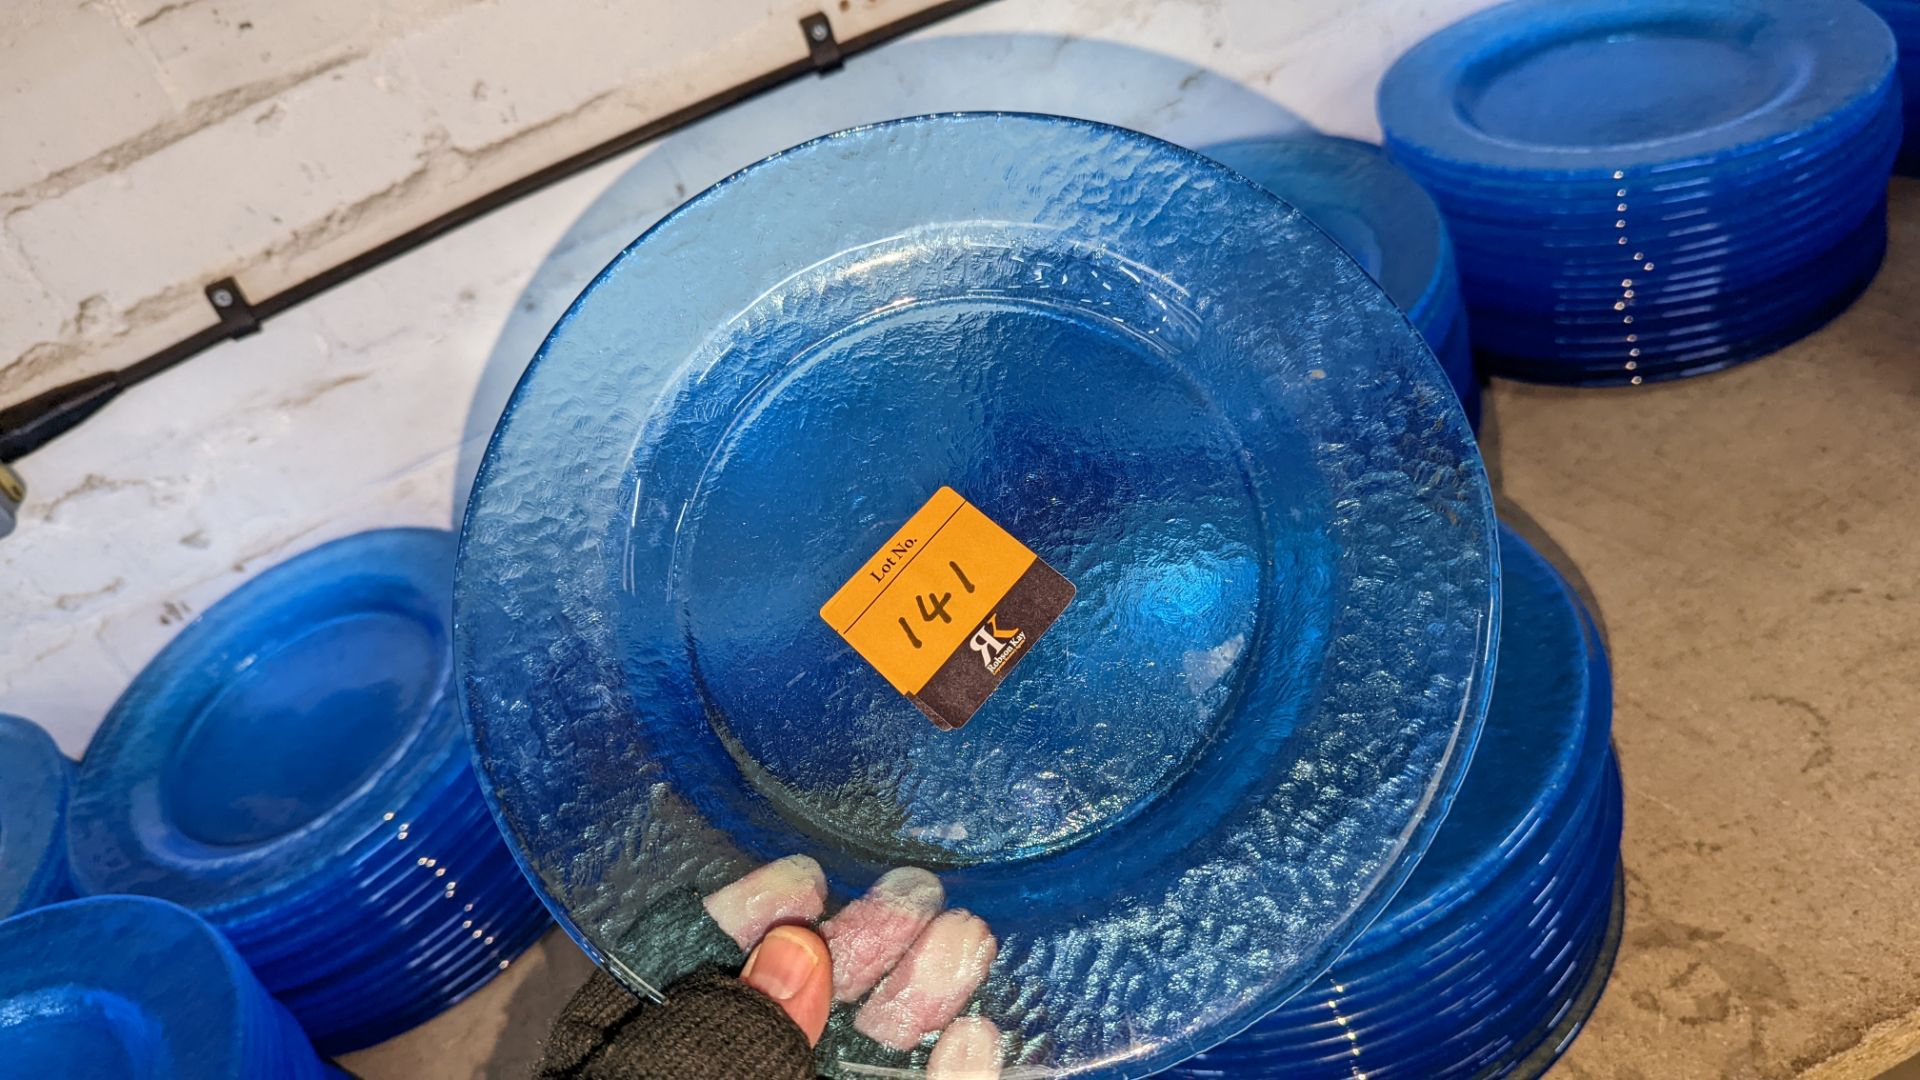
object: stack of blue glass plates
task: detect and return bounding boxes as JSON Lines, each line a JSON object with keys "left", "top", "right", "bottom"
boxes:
{"left": 1202, "top": 134, "right": 1480, "bottom": 427}
{"left": 457, "top": 113, "right": 1498, "bottom": 1078}
{"left": 1169, "top": 525, "right": 1623, "bottom": 1078}
{"left": 0, "top": 713, "right": 74, "bottom": 917}
{"left": 1865, "top": 0, "right": 1920, "bottom": 174}
{"left": 0, "top": 896, "right": 345, "bottom": 1079}
{"left": 66, "top": 529, "right": 549, "bottom": 1055}
{"left": 1379, "top": 0, "right": 1899, "bottom": 386}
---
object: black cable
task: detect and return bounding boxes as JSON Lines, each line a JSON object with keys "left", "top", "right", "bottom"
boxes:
{"left": 0, "top": 1, "right": 993, "bottom": 464}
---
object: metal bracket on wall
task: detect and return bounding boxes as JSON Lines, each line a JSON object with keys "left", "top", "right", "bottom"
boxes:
{"left": 0, "top": 275, "right": 262, "bottom": 470}
{"left": 0, "top": 0, "right": 994, "bottom": 480}
{"left": 802, "top": 13, "right": 845, "bottom": 72}
{"left": 205, "top": 278, "right": 260, "bottom": 339}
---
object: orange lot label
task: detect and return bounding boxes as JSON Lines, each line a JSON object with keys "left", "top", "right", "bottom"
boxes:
{"left": 820, "top": 487, "right": 1073, "bottom": 730}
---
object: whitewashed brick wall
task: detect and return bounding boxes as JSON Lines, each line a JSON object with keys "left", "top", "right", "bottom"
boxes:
{"left": 0, "top": 0, "right": 944, "bottom": 404}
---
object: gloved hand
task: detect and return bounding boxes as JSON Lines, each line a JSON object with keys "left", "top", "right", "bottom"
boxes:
{"left": 536, "top": 859, "right": 1004, "bottom": 1080}
{"left": 536, "top": 926, "right": 831, "bottom": 1080}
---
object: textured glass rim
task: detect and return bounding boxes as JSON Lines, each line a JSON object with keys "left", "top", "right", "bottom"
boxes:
{"left": 1399, "top": 90, "right": 1901, "bottom": 228}
{"left": 1377, "top": 0, "right": 1896, "bottom": 175}
{"left": 1500, "top": 852, "right": 1627, "bottom": 1078}
{"left": 66, "top": 528, "right": 464, "bottom": 911}
{"left": 455, "top": 112, "right": 1498, "bottom": 1076}
{"left": 1173, "top": 770, "right": 1620, "bottom": 1072}
{"left": 1199, "top": 134, "right": 1454, "bottom": 327}
{"left": 0, "top": 715, "right": 71, "bottom": 913}
{"left": 0, "top": 895, "right": 253, "bottom": 1070}
{"left": 1387, "top": 80, "right": 1899, "bottom": 198}
{"left": 1355, "top": 526, "right": 1609, "bottom": 945}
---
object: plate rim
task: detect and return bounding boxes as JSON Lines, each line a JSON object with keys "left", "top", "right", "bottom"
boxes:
{"left": 65, "top": 527, "right": 466, "bottom": 913}
{"left": 454, "top": 110, "right": 1499, "bottom": 1077}
{"left": 1378, "top": 0, "right": 1897, "bottom": 175}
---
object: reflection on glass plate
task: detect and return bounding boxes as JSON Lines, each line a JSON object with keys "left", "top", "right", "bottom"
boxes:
{"left": 457, "top": 113, "right": 1497, "bottom": 1077}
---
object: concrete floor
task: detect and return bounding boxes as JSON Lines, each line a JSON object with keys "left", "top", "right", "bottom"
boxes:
{"left": 338, "top": 180, "right": 1920, "bottom": 1079}
{"left": 339, "top": 929, "right": 597, "bottom": 1079}
{"left": 1492, "top": 181, "right": 1920, "bottom": 1080}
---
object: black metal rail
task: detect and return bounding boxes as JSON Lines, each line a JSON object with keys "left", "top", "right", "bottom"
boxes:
{"left": 0, "top": 2, "right": 993, "bottom": 464}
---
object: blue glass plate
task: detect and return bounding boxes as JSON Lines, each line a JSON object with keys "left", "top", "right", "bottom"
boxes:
{"left": 1461, "top": 198, "right": 1888, "bottom": 316}
{"left": 1434, "top": 148, "right": 1896, "bottom": 275}
{"left": 1484, "top": 258, "right": 1884, "bottom": 382}
{"left": 1422, "top": 86, "right": 1898, "bottom": 250}
{"left": 1379, "top": 0, "right": 1897, "bottom": 383}
{"left": 1163, "top": 526, "right": 1622, "bottom": 1078}
{"left": 1200, "top": 136, "right": 1453, "bottom": 327}
{"left": 282, "top": 863, "right": 548, "bottom": 1055}
{"left": 1199, "top": 135, "right": 1479, "bottom": 427}
{"left": 1471, "top": 207, "right": 1887, "bottom": 382}
{"left": 1425, "top": 109, "right": 1897, "bottom": 247}
{"left": 68, "top": 528, "right": 465, "bottom": 916}
{"left": 1377, "top": 0, "right": 1896, "bottom": 177}
{"left": 0, "top": 714, "right": 73, "bottom": 917}
{"left": 253, "top": 810, "right": 533, "bottom": 986}
{"left": 1346, "top": 527, "right": 1603, "bottom": 949}
{"left": 1487, "top": 852, "right": 1627, "bottom": 1079}
{"left": 1430, "top": 311, "right": 1481, "bottom": 431}
{"left": 65, "top": 528, "right": 545, "bottom": 1055}
{"left": 0, "top": 896, "right": 339, "bottom": 1080}
{"left": 457, "top": 112, "right": 1497, "bottom": 1077}
{"left": 241, "top": 791, "right": 504, "bottom": 979}
{"left": 1387, "top": 67, "right": 1897, "bottom": 198}
{"left": 1222, "top": 815, "right": 1615, "bottom": 1075}
{"left": 1863, "top": 0, "right": 1920, "bottom": 173}
{"left": 210, "top": 748, "right": 485, "bottom": 946}
{"left": 1168, "top": 772, "right": 1621, "bottom": 1077}
{"left": 1229, "top": 798, "right": 1612, "bottom": 1053}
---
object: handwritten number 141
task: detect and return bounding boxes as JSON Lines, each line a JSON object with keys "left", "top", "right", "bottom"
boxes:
{"left": 897, "top": 561, "right": 976, "bottom": 649}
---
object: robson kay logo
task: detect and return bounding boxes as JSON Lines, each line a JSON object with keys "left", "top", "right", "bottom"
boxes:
{"left": 967, "top": 614, "right": 1026, "bottom": 674}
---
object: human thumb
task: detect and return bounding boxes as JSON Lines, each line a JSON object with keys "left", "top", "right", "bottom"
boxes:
{"left": 740, "top": 924, "right": 833, "bottom": 1046}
